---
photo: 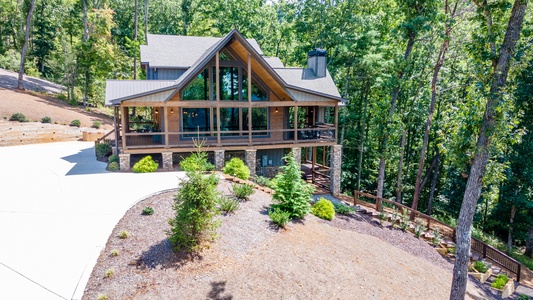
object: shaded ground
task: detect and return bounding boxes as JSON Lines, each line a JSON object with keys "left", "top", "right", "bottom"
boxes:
{"left": 0, "top": 68, "right": 64, "bottom": 94}
{"left": 83, "top": 180, "right": 497, "bottom": 299}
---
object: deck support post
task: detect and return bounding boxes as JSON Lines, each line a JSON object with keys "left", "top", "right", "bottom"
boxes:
{"left": 330, "top": 144, "right": 342, "bottom": 196}
{"left": 119, "top": 153, "right": 130, "bottom": 171}
{"left": 292, "top": 147, "right": 301, "bottom": 166}
{"left": 214, "top": 150, "right": 225, "bottom": 171}
{"left": 162, "top": 151, "right": 173, "bottom": 171}
{"left": 245, "top": 149, "right": 256, "bottom": 178}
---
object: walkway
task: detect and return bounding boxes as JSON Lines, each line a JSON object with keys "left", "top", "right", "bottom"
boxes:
{"left": 0, "top": 141, "right": 185, "bottom": 300}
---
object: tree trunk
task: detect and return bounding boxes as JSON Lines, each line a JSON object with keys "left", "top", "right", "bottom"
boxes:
{"left": 396, "top": 129, "right": 407, "bottom": 203}
{"left": 376, "top": 31, "right": 415, "bottom": 198}
{"left": 412, "top": 1, "right": 455, "bottom": 216}
{"left": 507, "top": 205, "right": 517, "bottom": 254}
{"left": 525, "top": 225, "right": 533, "bottom": 257}
{"left": 82, "top": 0, "right": 89, "bottom": 108}
{"left": 144, "top": 0, "right": 149, "bottom": 43}
{"left": 340, "top": 67, "right": 350, "bottom": 146}
{"left": 134, "top": 0, "right": 138, "bottom": 80}
{"left": 357, "top": 87, "right": 368, "bottom": 192}
{"left": 450, "top": 1, "right": 527, "bottom": 299}
{"left": 17, "top": 0, "right": 36, "bottom": 90}
{"left": 427, "top": 151, "right": 440, "bottom": 215}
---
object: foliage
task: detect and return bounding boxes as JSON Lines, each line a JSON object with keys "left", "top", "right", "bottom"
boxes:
{"left": 311, "top": 198, "right": 335, "bottom": 221}
{"left": 142, "top": 206, "right": 154, "bottom": 215}
{"left": 41, "top": 116, "right": 52, "bottom": 123}
{"left": 103, "top": 267, "right": 114, "bottom": 278}
{"left": 269, "top": 207, "right": 290, "bottom": 228}
{"left": 399, "top": 209, "right": 410, "bottom": 231}
{"left": 95, "top": 142, "right": 111, "bottom": 158}
{"left": 107, "top": 161, "right": 119, "bottom": 171}
{"left": 108, "top": 154, "right": 119, "bottom": 163}
{"left": 232, "top": 183, "right": 254, "bottom": 201}
{"left": 222, "top": 158, "right": 250, "bottom": 180}
{"left": 518, "top": 295, "right": 530, "bottom": 300}
{"left": 179, "top": 152, "right": 214, "bottom": 172}
{"left": 491, "top": 274, "right": 509, "bottom": 290}
{"left": 414, "top": 221, "right": 426, "bottom": 238}
{"left": 110, "top": 249, "right": 119, "bottom": 257}
{"left": 378, "top": 208, "right": 388, "bottom": 226}
{"left": 217, "top": 196, "right": 239, "bottom": 214}
{"left": 253, "top": 175, "right": 271, "bottom": 187}
{"left": 431, "top": 226, "right": 441, "bottom": 247}
{"left": 132, "top": 155, "right": 158, "bottom": 173}
{"left": 118, "top": 230, "right": 129, "bottom": 239}
{"left": 473, "top": 261, "right": 489, "bottom": 273}
{"left": 168, "top": 141, "right": 220, "bottom": 252}
{"left": 270, "top": 151, "right": 314, "bottom": 219}
{"left": 92, "top": 120, "right": 101, "bottom": 128}
{"left": 9, "top": 113, "right": 28, "bottom": 122}
{"left": 333, "top": 202, "right": 355, "bottom": 214}
{"left": 97, "top": 294, "right": 109, "bottom": 300}
{"left": 70, "top": 119, "right": 81, "bottom": 127}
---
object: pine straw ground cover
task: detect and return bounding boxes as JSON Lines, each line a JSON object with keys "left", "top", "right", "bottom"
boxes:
{"left": 83, "top": 179, "right": 496, "bottom": 300}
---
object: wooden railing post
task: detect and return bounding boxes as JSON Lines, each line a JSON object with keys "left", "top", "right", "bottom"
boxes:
{"left": 353, "top": 191, "right": 358, "bottom": 206}
{"left": 376, "top": 198, "right": 381, "bottom": 212}
{"left": 483, "top": 244, "right": 487, "bottom": 258}
{"left": 517, "top": 264, "right": 521, "bottom": 282}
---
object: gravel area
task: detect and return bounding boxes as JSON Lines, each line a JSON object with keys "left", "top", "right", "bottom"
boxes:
{"left": 83, "top": 180, "right": 498, "bottom": 300}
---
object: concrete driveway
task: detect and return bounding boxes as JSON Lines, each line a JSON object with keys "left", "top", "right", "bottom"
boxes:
{"left": 0, "top": 141, "right": 185, "bottom": 300}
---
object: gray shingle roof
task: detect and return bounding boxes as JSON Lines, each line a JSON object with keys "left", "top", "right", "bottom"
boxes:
{"left": 274, "top": 68, "right": 341, "bottom": 98}
{"left": 141, "top": 34, "right": 263, "bottom": 68}
{"left": 105, "top": 80, "right": 175, "bottom": 105}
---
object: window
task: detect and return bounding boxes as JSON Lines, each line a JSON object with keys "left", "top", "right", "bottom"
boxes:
{"left": 182, "top": 108, "right": 210, "bottom": 137}
{"left": 243, "top": 108, "right": 268, "bottom": 135}
{"left": 242, "top": 72, "right": 267, "bottom": 101}
{"left": 182, "top": 68, "right": 209, "bottom": 100}
{"left": 218, "top": 108, "right": 240, "bottom": 136}
{"left": 215, "top": 67, "right": 240, "bottom": 100}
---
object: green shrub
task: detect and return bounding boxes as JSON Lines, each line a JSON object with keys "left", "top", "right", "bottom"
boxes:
{"left": 311, "top": 198, "right": 335, "bottom": 221}
{"left": 95, "top": 142, "right": 111, "bottom": 158}
{"left": 118, "top": 230, "right": 129, "bottom": 239}
{"left": 253, "top": 175, "right": 271, "bottom": 187}
{"left": 333, "top": 202, "right": 355, "bottom": 214}
{"left": 222, "top": 158, "right": 250, "bottom": 180}
{"left": 168, "top": 140, "right": 220, "bottom": 252}
{"left": 133, "top": 155, "right": 158, "bottom": 173}
{"left": 142, "top": 206, "right": 154, "bottom": 215}
{"left": 179, "top": 152, "right": 214, "bottom": 172}
{"left": 518, "top": 294, "right": 530, "bottom": 300}
{"left": 473, "top": 261, "right": 489, "bottom": 273}
{"left": 378, "top": 208, "right": 388, "bottom": 225}
{"left": 491, "top": 274, "right": 509, "bottom": 290}
{"left": 9, "top": 112, "right": 28, "bottom": 122}
{"left": 432, "top": 226, "right": 441, "bottom": 246}
{"left": 232, "top": 183, "right": 254, "bottom": 200}
{"left": 97, "top": 294, "right": 109, "bottom": 300}
{"left": 399, "top": 209, "right": 410, "bottom": 231}
{"left": 269, "top": 207, "right": 291, "bottom": 228}
{"left": 70, "top": 119, "right": 81, "bottom": 127}
{"left": 270, "top": 151, "right": 314, "bottom": 219}
{"left": 92, "top": 120, "right": 101, "bottom": 129}
{"left": 414, "top": 221, "right": 426, "bottom": 238}
{"left": 110, "top": 249, "right": 119, "bottom": 257}
{"left": 108, "top": 154, "right": 119, "bottom": 163}
{"left": 41, "top": 116, "right": 52, "bottom": 123}
{"left": 103, "top": 267, "right": 114, "bottom": 278}
{"left": 217, "top": 196, "right": 239, "bottom": 214}
{"left": 107, "top": 161, "right": 119, "bottom": 171}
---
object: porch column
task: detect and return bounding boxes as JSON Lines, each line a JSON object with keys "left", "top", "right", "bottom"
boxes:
{"left": 119, "top": 153, "right": 130, "bottom": 171}
{"left": 245, "top": 149, "right": 257, "bottom": 178}
{"left": 330, "top": 145, "right": 342, "bottom": 196}
{"left": 214, "top": 150, "right": 225, "bottom": 171}
{"left": 162, "top": 151, "right": 173, "bottom": 171}
{"left": 292, "top": 147, "right": 301, "bottom": 166}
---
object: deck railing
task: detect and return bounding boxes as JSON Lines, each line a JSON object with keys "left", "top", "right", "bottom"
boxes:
{"left": 347, "top": 190, "right": 523, "bottom": 282}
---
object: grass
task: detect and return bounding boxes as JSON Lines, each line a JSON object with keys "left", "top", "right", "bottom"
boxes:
{"left": 104, "top": 268, "right": 114, "bottom": 279}
{"left": 110, "top": 249, "right": 119, "bottom": 257}
{"left": 118, "top": 230, "right": 129, "bottom": 239}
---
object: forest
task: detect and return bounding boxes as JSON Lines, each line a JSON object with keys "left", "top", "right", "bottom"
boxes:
{"left": 1, "top": 0, "right": 532, "bottom": 282}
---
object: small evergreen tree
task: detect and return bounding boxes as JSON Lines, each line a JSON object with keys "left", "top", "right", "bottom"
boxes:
{"left": 168, "top": 139, "right": 220, "bottom": 252}
{"left": 270, "top": 151, "right": 314, "bottom": 219}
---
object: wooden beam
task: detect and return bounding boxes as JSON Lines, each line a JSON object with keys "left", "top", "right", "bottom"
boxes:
{"left": 248, "top": 53, "right": 252, "bottom": 144}
{"left": 294, "top": 106, "right": 298, "bottom": 141}
{"left": 334, "top": 103, "right": 339, "bottom": 143}
{"left": 121, "top": 106, "right": 127, "bottom": 149}
{"left": 163, "top": 106, "right": 169, "bottom": 148}
{"left": 216, "top": 51, "right": 221, "bottom": 145}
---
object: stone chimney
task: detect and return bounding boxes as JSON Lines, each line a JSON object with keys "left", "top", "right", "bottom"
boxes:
{"left": 307, "top": 48, "right": 327, "bottom": 78}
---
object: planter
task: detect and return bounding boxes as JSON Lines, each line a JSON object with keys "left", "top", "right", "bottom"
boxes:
{"left": 468, "top": 268, "right": 492, "bottom": 283}
{"left": 501, "top": 279, "right": 515, "bottom": 298}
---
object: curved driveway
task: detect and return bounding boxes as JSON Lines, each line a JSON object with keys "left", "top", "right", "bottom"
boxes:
{"left": 0, "top": 142, "right": 185, "bottom": 300}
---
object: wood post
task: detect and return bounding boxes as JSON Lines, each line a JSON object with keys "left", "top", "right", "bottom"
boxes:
{"left": 353, "top": 191, "right": 358, "bottom": 206}
{"left": 376, "top": 198, "right": 382, "bottom": 212}
{"left": 216, "top": 51, "right": 221, "bottom": 145}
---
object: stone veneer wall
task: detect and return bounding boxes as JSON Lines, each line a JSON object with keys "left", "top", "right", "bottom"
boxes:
{"left": 214, "top": 150, "right": 225, "bottom": 171}
{"left": 245, "top": 150, "right": 257, "bottom": 178}
{"left": 330, "top": 145, "right": 342, "bottom": 195}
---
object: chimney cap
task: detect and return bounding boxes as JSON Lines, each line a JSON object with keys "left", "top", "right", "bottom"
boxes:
{"left": 308, "top": 48, "right": 327, "bottom": 57}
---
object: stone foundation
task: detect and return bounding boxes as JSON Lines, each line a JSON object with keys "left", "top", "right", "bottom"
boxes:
{"left": 292, "top": 147, "right": 301, "bottom": 165}
{"left": 162, "top": 152, "right": 173, "bottom": 171}
{"left": 119, "top": 153, "right": 130, "bottom": 171}
{"left": 214, "top": 150, "right": 225, "bottom": 171}
{"left": 330, "top": 145, "right": 342, "bottom": 196}
{"left": 245, "top": 149, "right": 257, "bottom": 178}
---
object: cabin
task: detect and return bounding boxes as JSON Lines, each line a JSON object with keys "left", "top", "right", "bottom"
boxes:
{"left": 105, "top": 30, "right": 345, "bottom": 194}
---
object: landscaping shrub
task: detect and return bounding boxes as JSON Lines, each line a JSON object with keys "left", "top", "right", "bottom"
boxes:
{"left": 168, "top": 140, "right": 220, "bottom": 252}
{"left": 269, "top": 207, "right": 291, "bottom": 228}
{"left": 110, "top": 249, "right": 119, "bottom": 257}
{"left": 179, "top": 151, "right": 214, "bottom": 172}
{"left": 97, "top": 294, "right": 109, "bottom": 300}
{"left": 473, "top": 260, "right": 489, "bottom": 273}
{"left": 222, "top": 158, "right": 250, "bottom": 180}
{"left": 41, "top": 116, "right": 52, "bottom": 123}
{"left": 232, "top": 183, "right": 254, "bottom": 200}
{"left": 311, "top": 198, "right": 335, "bottom": 221}
{"left": 518, "top": 294, "right": 530, "bottom": 300}
{"left": 118, "top": 230, "right": 129, "bottom": 239}
{"left": 92, "top": 120, "right": 101, "bottom": 129}
{"left": 432, "top": 226, "right": 441, "bottom": 246}
{"left": 333, "top": 202, "right": 354, "bottom": 214}
{"left": 491, "top": 274, "right": 509, "bottom": 290}
{"left": 142, "top": 206, "right": 154, "bottom": 215}
{"left": 270, "top": 151, "right": 314, "bottom": 219}
{"left": 217, "top": 196, "right": 239, "bottom": 214}
{"left": 108, "top": 154, "right": 119, "bottom": 163}
{"left": 9, "top": 112, "right": 28, "bottom": 122}
{"left": 399, "top": 209, "right": 410, "bottom": 231}
{"left": 95, "top": 142, "right": 111, "bottom": 158}
{"left": 133, "top": 155, "right": 158, "bottom": 173}
{"left": 253, "top": 175, "right": 271, "bottom": 187}
{"left": 414, "top": 221, "right": 427, "bottom": 238}
{"left": 107, "top": 161, "right": 119, "bottom": 171}
{"left": 104, "top": 268, "right": 114, "bottom": 278}
{"left": 70, "top": 119, "right": 81, "bottom": 127}
{"left": 378, "top": 208, "right": 388, "bottom": 226}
